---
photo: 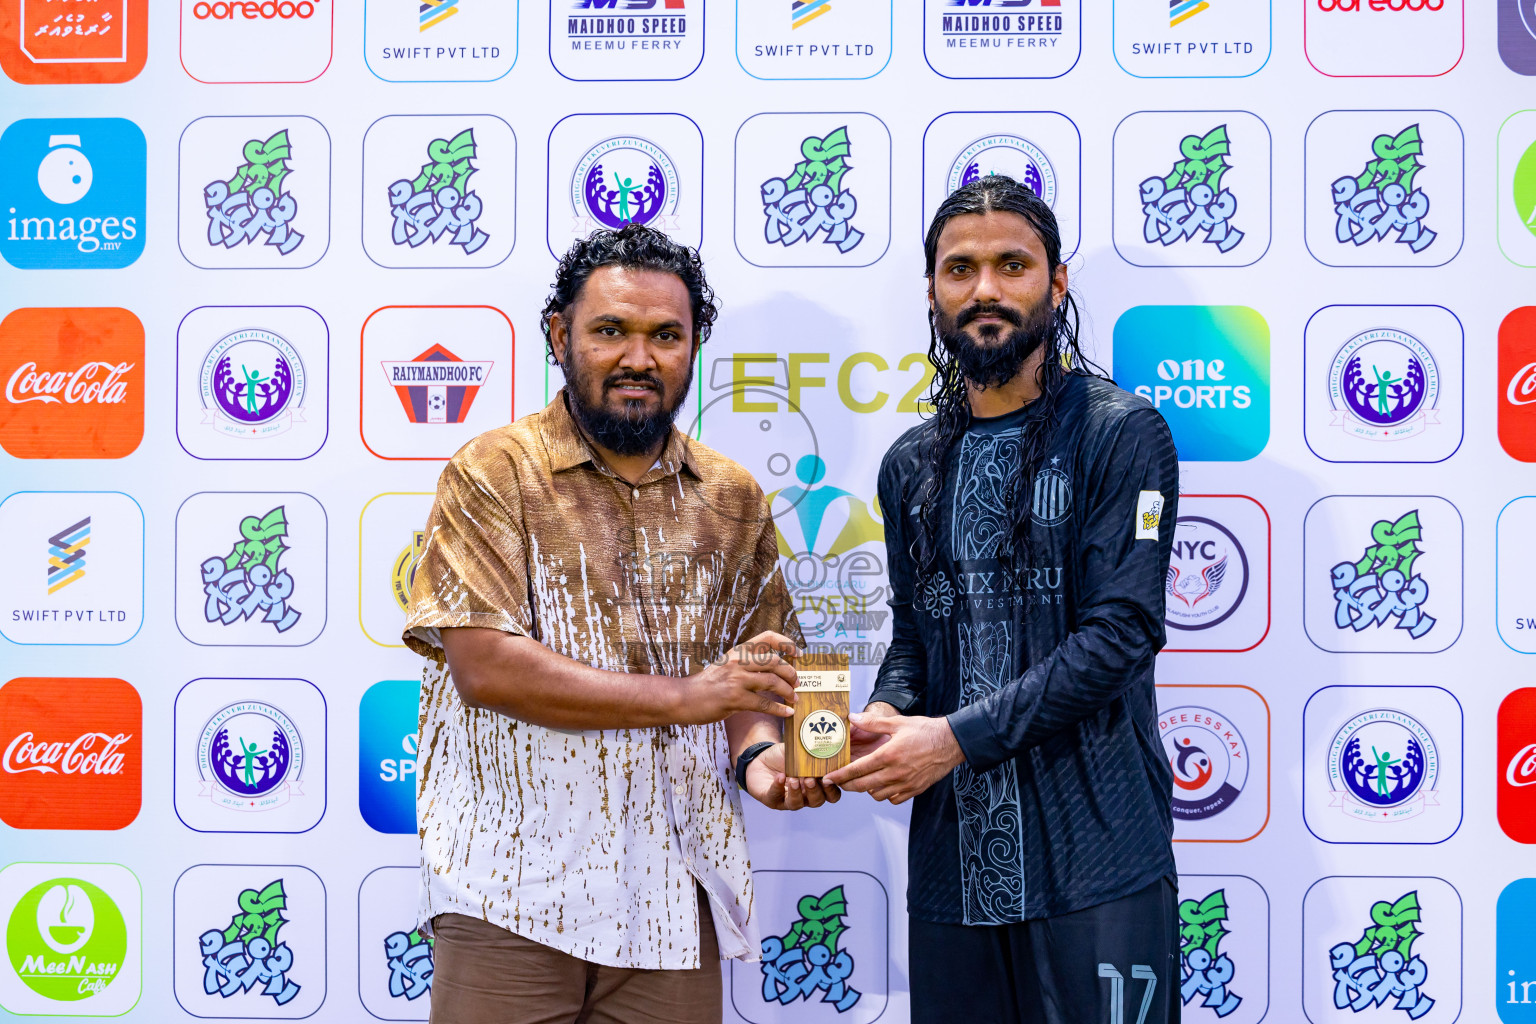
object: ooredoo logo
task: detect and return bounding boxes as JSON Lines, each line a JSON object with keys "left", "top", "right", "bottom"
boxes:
{"left": 180, "top": 0, "right": 333, "bottom": 82}
{"left": 0, "top": 308, "right": 144, "bottom": 459}
{"left": 1500, "top": 688, "right": 1536, "bottom": 844}
{"left": 1500, "top": 308, "right": 1536, "bottom": 462}
{"left": 0, "top": 0, "right": 149, "bottom": 84}
{"left": 1305, "top": 0, "right": 1464, "bottom": 76}
{"left": 0, "top": 677, "right": 141, "bottom": 830}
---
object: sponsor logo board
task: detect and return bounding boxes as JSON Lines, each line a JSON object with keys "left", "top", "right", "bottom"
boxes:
{"left": 1303, "top": 496, "right": 1462, "bottom": 653}
{"left": 0, "top": 307, "right": 144, "bottom": 459}
{"left": 360, "top": 306, "right": 514, "bottom": 459}
{"left": 1112, "top": 305, "right": 1271, "bottom": 462}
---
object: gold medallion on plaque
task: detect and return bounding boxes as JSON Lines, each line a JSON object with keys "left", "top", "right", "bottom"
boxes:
{"left": 784, "top": 651, "right": 851, "bottom": 777}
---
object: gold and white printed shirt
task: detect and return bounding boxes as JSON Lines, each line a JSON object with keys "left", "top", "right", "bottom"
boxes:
{"left": 403, "top": 391, "right": 801, "bottom": 969}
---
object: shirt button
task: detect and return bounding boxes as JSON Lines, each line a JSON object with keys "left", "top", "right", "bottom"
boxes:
{"left": 674, "top": 783, "right": 685, "bottom": 797}
{"left": 632, "top": 488, "right": 640, "bottom": 499}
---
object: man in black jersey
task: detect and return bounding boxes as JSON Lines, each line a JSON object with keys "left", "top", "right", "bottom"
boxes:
{"left": 825, "top": 175, "right": 1182, "bottom": 1023}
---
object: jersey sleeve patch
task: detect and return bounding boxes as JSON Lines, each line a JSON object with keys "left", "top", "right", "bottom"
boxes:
{"left": 1136, "top": 490, "right": 1165, "bottom": 541}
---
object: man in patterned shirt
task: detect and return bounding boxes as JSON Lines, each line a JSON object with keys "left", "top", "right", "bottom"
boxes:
{"left": 827, "top": 175, "right": 1183, "bottom": 1023}
{"left": 404, "top": 223, "right": 837, "bottom": 1023}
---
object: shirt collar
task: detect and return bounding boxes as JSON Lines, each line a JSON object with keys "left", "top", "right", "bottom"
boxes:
{"left": 541, "top": 389, "right": 705, "bottom": 482}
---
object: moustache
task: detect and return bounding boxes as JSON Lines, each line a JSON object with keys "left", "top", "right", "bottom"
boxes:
{"left": 603, "top": 372, "right": 665, "bottom": 396}
{"left": 957, "top": 303, "right": 1026, "bottom": 330}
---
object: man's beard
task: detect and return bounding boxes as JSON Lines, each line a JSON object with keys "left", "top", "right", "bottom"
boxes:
{"left": 935, "top": 290, "right": 1057, "bottom": 390}
{"left": 563, "top": 348, "right": 694, "bottom": 457}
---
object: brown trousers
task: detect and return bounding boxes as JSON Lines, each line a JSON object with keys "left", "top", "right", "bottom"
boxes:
{"left": 428, "top": 888, "right": 721, "bottom": 1024}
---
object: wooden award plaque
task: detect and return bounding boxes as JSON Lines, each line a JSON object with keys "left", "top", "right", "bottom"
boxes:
{"left": 783, "top": 651, "right": 851, "bottom": 778}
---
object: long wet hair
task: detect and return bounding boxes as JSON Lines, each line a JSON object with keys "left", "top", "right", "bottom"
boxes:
{"left": 915, "top": 174, "right": 1102, "bottom": 578}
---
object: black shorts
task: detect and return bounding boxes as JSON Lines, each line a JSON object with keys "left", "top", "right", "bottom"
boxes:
{"left": 909, "top": 877, "right": 1182, "bottom": 1024}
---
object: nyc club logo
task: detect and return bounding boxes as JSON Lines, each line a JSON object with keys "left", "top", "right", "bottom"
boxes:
{"left": 1501, "top": 880, "right": 1536, "bottom": 1023}
{"left": 1305, "top": 497, "right": 1462, "bottom": 654}
{"left": 360, "top": 306, "right": 514, "bottom": 459}
{"left": 923, "top": 112, "right": 1081, "bottom": 258}
{"left": 0, "top": 0, "right": 147, "bottom": 83}
{"left": 1305, "top": 112, "right": 1463, "bottom": 268}
{"left": 1304, "top": 305, "right": 1462, "bottom": 464}
{"left": 1112, "top": 305, "right": 1270, "bottom": 461}
{"left": 730, "top": 870, "right": 889, "bottom": 1023}
{"left": 549, "top": 114, "right": 702, "bottom": 254}
{"left": 179, "top": 0, "right": 334, "bottom": 83}
{"left": 1178, "top": 876, "right": 1269, "bottom": 1023}
{"left": 0, "top": 491, "right": 144, "bottom": 645}
{"left": 1500, "top": 308, "right": 1536, "bottom": 462}
{"left": 1114, "top": 112, "right": 1272, "bottom": 267}
{"left": 0, "top": 863, "right": 141, "bottom": 1016}
{"left": 554, "top": 0, "right": 702, "bottom": 81}
{"left": 175, "top": 306, "right": 328, "bottom": 461}
{"left": 0, "top": 677, "right": 141, "bottom": 830}
{"left": 1304, "top": 686, "right": 1463, "bottom": 845}
{"left": 0, "top": 119, "right": 145, "bottom": 269}
{"left": 736, "top": 0, "right": 892, "bottom": 79}
{"left": 1306, "top": 0, "right": 1463, "bottom": 77}
{"left": 0, "top": 307, "right": 144, "bottom": 459}
{"left": 1499, "top": 689, "right": 1536, "bottom": 842}
{"left": 922, "top": 0, "right": 1081, "bottom": 80}
{"left": 362, "top": 115, "right": 515, "bottom": 269}
{"left": 174, "top": 678, "right": 326, "bottom": 834}
{"left": 1158, "top": 686, "right": 1270, "bottom": 842}
{"left": 359, "top": 680, "right": 421, "bottom": 834}
{"left": 735, "top": 113, "right": 891, "bottom": 268}
{"left": 360, "top": 493, "right": 434, "bottom": 647}
{"left": 1163, "top": 496, "right": 1270, "bottom": 651}
{"left": 1500, "top": 0, "right": 1536, "bottom": 74}
{"left": 1499, "top": 113, "right": 1536, "bottom": 267}
{"left": 358, "top": 867, "right": 434, "bottom": 1019}
{"left": 364, "top": 0, "right": 517, "bottom": 81}
{"left": 175, "top": 492, "right": 327, "bottom": 647}
{"left": 1113, "top": 0, "right": 1271, "bottom": 77}
{"left": 178, "top": 116, "right": 330, "bottom": 269}
{"left": 1301, "top": 878, "right": 1464, "bottom": 1022}
{"left": 173, "top": 865, "right": 325, "bottom": 1017}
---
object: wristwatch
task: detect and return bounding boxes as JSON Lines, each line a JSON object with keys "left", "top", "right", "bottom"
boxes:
{"left": 734, "top": 741, "right": 776, "bottom": 790}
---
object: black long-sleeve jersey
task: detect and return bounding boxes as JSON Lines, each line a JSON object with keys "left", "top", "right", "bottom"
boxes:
{"left": 868, "top": 372, "right": 1181, "bottom": 925}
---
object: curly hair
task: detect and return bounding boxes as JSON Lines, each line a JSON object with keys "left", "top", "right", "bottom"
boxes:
{"left": 540, "top": 222, "right": 719, "bottom": 364}
{"left": 914, "top": 174, "right": 1104, "bottom": 579}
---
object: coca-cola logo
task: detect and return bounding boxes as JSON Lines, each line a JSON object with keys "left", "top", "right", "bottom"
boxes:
{"left": 1508, "top": 362, "right": 1536, "bottom": 407}
{"left": 193, "top": 0, "right": 320, "bottom": 18}
{"left": 1316, "top": 0, "right": 1443, "bottom": 9}
{"left": 2, "top": 731, "right": 132, "bottom": 775}
{"left": 5, "top": 361, "right": 134, "bottom": 405}
{"left": 1508, "top": 743, "right": 1536, "bottom": 787}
